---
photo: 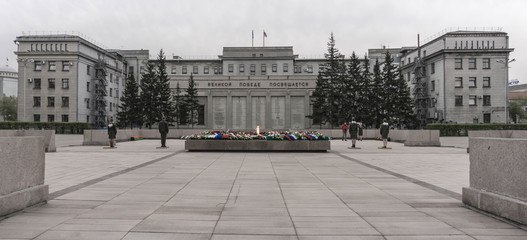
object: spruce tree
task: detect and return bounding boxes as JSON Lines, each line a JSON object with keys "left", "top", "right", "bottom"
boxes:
{"left": 184, "top": 74, "right": 200, "bottom": 128}
{"left": 372, "top": 59, "right": 384, "bottom": 128}
{"left": 140, "top": 62, "right": 157, "bottom": 129}
{"left": 393, "top": 70, "right": 418, "bottom": 128}
{"left": 360, "top": 55, "right": 375, "bottom": 128}
{"left": 342, "top": 52, "right": 362, "bottom": 122}
{"left": 309, "top": 75, "right": 329, "bottom": 128}
{"left": 380, "top": 51, "right": 399, "bottom": 124}
{"left": 312, "top": 33, "right": 346, "bottom": 127}
{"left": 117, "top": 73, "right": 141, "bottom": 128}
{"left": 155, "top": 49, "right": 174, "bottom": 123}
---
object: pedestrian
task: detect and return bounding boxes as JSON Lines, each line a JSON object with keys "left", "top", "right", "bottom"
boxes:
{"left": 341, "top": 122, "right": 349, "bottom": 141}
{"left": 108, "top": 118, "right": 117, "bottom": 148}
{"left": 349, "top": 117, "right": 359, "bottom": 148}
{"left": 380, "top": 118, "right": 390, "bottom": 148}
{"left": 158, "top": 116, "right": 169, "bottom": 148}
{"left": 358, "top": 122, "right": 364, "bottom": 141}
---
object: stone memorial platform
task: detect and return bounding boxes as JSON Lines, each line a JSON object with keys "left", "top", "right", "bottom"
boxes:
{"left": 185, "top": 139, "right": 330, "bottom": 152}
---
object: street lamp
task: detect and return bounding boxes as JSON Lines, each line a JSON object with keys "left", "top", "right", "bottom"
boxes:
{"left": 496, "top": 58, "right": 515, "bottom": 123}
{"left": 17, "top": 58, "right": 34, "bottom": 121}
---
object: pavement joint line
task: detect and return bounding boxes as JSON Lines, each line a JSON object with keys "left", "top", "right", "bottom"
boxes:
{"left": 48, "top": 150, "right": 185, "bottom": 200}
{"left": 270, "top": 154, "right": 300, "bottom": 239}
{"left": 330, "top": 150, "right": 462, "bottom": 201}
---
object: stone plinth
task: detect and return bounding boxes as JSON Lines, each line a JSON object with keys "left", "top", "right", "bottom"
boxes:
{"left": 0, "top": 130, "right": 56, "bottom": 152}
{"left": 0, "top": 137, "right": 48, "bottom": 217}
{"left": 185, "top": 140, "right": 330, "bottom": 152}
{"left": 462, "top": 137, "right": 527, "bottom": 225}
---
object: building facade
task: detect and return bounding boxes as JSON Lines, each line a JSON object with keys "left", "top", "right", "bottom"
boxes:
{"left": 14, "top": 34, "right": 138, "bottom": 125}
{"left": 400, "top": 30, "right": 513, "bottom": 124}
{"left": 164, "top": 47, "right": 326, "bottom": 130}
{"left": 0, "top": 65, "right": 18, "bottom": 98}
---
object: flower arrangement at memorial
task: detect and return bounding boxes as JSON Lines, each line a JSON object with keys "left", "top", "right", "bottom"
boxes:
{"left": 183, "top": 130, "right": 330, "bottom": 141}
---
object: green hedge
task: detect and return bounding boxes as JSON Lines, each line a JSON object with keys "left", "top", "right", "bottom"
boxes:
{"left": 0, "top": 122, "right": 89, "bottom": 134}
{"left": 426, "top": 123, "right": 527, "bottom": 136}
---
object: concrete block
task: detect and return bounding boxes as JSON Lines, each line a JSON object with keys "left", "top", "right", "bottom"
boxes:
{"left": 0, "top": 137, "right": 48, "bottom": 217}
{"left": 479, "top": 191, "right": 524, "bottom": 224}
{"left": 405, "top": 130, "right": 441, "bottom": 146}
{"left": 0, "top": 130, "right": 56, "bottom": 152}
{"left": 462, "top": 187, "right": 479, "bottom": 208}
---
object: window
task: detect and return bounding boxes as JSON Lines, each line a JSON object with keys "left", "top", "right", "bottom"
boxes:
{"left": 87, "top": 65, "right": 91, "bottom": 75}
{"left": 250, "top": 64, "right": 256, "bottom": 73}
{"left": 469, "top": 95, "right": 477, "bottom": 106}
{"left": 261, "top": 64, "right": 266, "bottom": 73}
{"left": 34, "top": 78, "right": 41, "bottom": 89}
{"left": 48, "top": 79, "right": 55, "bottom": 89}
{"left": 204, "top": 66, "right": 209, "bottom": 74}
{"left": 140, "top": 66, "right": 145, "bottom": 74}
{"left": 483, "top": 58, "right": 490, "bottom": 69}
{"left": 34, "top": 114, "right": 40, "bottom": 122}
{"left": 34, "top": 96, "right": 41, "bottom": 107}
{"left": 171, "top": 66, "right": 177, "bottom": 74}
{"left": 218, "top": 67, "right": 223, "bottom": 74}
{"left": 34, "top": 61, "right": 42, "bottom": 71}
{"left": 468, "top": 58, "right": 476, "bottom": 69}
{"left": 48, "top": 97, "right": 55, "bottom": 107}
{"left": 294, "top": 65, "right": 301, "bottom": 73}
{"left": 455, "top": 58, "right": 462, "bottom": 69}
{"left": 198, "top": 105, "right": 205, "bottom": 125}
{"left": 239, "top": 64, "right": 245, "bottom": 72}
{"left": 455, "top": 77, "right": 463, "bottom": 88}
{"left": 483, "top": 95, "right": 491, "bottom": 106}
{"left": 128, "top": 66, "right": 134, "bottom": 75}
{"left": 182, "top": 66, "right": 187, "bottom": 74}
{"left": 483, "top": 77, "right": 490, "bottom": 88}
{"left": 272, "top": 64, "right": 277, "bottom": 72}
{"left": 407, "top": 72, "right": 411, "bottom": 82}
{"left": 116, "top": 77, "right": 119, "bottom": 86}
{"left": 110, "top": 88, "right": 113, "bottom": 97}
{"left": 455, "top": 96, "right": 463, "bottom": 106}
{"left": 62, "top": 61, "right": 70, "bottom": 71}
{"left": 430, "top": 80, "right": 435, "bottom": 92}
{"left": 87, "top": 82, "right": 90, "bottom": 92}
{"left": 62, "top": 115, "right": 69, "bottom": 122}
{"left": 49, "top": 61, "right": 56, "bottom": 71}
{"left": 469, "top": 77, "right": 476, "bottom": 88}
{"left": 86, "top": 116, "right": 90, "bottom": 123}
{"left": 48, "top": 115, "right": 54, "bottom": 122}
{"left": 307, "top": 65, "right": 313, "bottom": 73}
{"left": 214, "top": 67, "right": 218, "bottom": 74}
{"left": 228, "top": 64, "right": 233, "bottom": 73}
{"left": 283, "top": 63, "right": 288, "bottom": 72}
{"left": 110, "top": 73, "right": 113, "bottom": 83}
{"left": 62, "top": 97, "right": 69, "bottom": 107}
{"left": 62, "top": 79, "right": 69, "bottom": 89}
{"left": 86, "top": 99, "right": 90, "bottom": 109}
{"left": 431, "top": 62, "right": 435, "bottom": 74}
{"left": 193, "top": 66, "right": 198, "bottom": 74}
{"left": 110, "top": 103, "right": 112, "bottom": 111}
{"left": 484, "top": 113, "right": 491, "bottom": 123}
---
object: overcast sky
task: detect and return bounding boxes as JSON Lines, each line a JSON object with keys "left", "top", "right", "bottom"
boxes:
{"left": 1, "top": 0, "right": 525, "bottom": 83}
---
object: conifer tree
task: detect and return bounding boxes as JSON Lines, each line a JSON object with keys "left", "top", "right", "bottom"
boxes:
{"left": 155, "top": 49, "right": 174, "bottom": 123}
{"left": 393, "top": 70, "right": 418, "bottom": 128}
{"left": 371, "top": 59, "right": 384, "bottom": 128}
{"left": 360, "top": 55, "right": 375, "bottom": 127}
{"left": 184, "top": 74, "right": 200, "bottom": 128}
{"left": 380, "top": 51, "right": 399, "bottom": 124}
{"left": 140, "top": 62, "right": 157, "bottom": 129}
{"left": 342, "top": 52, "right": 362, "bottom": 122}
{"left": 117, "top": 73, "right": 141, "bottom": 128}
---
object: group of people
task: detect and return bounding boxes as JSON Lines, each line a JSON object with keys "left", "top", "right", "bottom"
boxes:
{"left": 341, "top": 118, "right": 390, "bottom": 149}
{"left": 107, "top": 117, "right": 170, "bottom": 148}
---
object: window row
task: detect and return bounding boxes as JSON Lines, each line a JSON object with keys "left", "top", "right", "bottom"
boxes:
{"left": 454, "top": 95, "right": 491, "bottom": 106}
{"left": 85, "top": 99, "right": 118, "bottom": 111}
{"left": 33, "top": 96, "right": 69, "bottom": 107}
{"left": 454, "top": 58, "right": 491, "bottom": 70}
{"left": 34, "top": 61, "right": 72, "bottom": 71}
{"left": 30, "top": 43, "right": 69, "bottom": 52}
{"left": 453, "top": 40, "right": 495, "bottom": 50}
{"left": 32, "top": 78, "right": 69, "bottom": 89}
{"left": 33, "top": 114, "right": 69, "bottom": 122}
{"left": 171, "top": 66, "right": 223, "bottom": 75}
{"left": 454, "top": 77, "right": 491, "bottom": 88}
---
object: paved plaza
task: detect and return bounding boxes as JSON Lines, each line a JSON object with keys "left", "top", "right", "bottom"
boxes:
{"left": 1, "top": 137, "right": 526, "bottom": 240}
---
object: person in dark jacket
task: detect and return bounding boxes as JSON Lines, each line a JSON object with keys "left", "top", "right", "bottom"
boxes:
{"left": 379, "top": 118, "right": 390, "bottom": 148}
{"left": 158, "top": 116, "right": 169, "bottom": 148}
{"left": 108, "top": 118, "right": 117, "bottom": 148}
{"left": 349, "top": 117, "right": 359, "bottom": 148}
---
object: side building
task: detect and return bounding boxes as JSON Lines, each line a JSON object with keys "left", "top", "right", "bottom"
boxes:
{"left": 14, "top": 34, "right": 147, "bottom": 126}
{"left": 400, "top": 29, "right": 514, "bottom": 124}
{"left": 161, "top": 47, "right": 328, "bottom": 130}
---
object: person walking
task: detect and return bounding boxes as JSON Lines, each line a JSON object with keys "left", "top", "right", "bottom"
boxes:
{"left": 158, "top": 116, "right": 169, "bottom": 148}
{"left": 349, "top": 117, "right": 359, "bottom": 148}
{"left": 341, "top": 122, "right": 349, "bottom": 141}
{"left": 380, "top": 118, "right": 390, "bottom": 148}
{"left": 108, "top": 118, "right": 117, "bottom": 148}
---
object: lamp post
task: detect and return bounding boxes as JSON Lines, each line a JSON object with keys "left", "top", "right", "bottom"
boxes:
{"left": 497, "top": 58, "right": 515, "bottom": 123}
{"left": 17, "top": 58, "right": 34, "bottom": 121}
